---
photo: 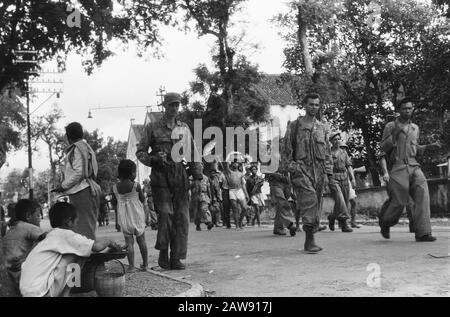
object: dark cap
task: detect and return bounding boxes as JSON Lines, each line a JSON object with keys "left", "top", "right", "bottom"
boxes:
{"left": 164, "top": 92, "right": 181, "bottom": 105}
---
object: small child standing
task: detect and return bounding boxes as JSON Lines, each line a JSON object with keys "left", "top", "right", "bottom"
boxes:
{"left": 2, "top": 199, "right": 46, "bottom": 293}
{"left": 112, "top": 159, "right": 148, "bottom": 272}
{"left": 20, "top": 202, "right": 121, "bottom": 297}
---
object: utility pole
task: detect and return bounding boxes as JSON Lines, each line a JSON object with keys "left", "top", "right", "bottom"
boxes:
{"left": 13, "top": 49, "right": 63, "bottom": 201}
{"left": 13, "top": 49, "right": 38, "bottom": 200}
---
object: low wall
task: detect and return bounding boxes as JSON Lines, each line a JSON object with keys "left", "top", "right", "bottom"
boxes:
{"left": 261, "top": 178, "right": 449, "bottom": 220}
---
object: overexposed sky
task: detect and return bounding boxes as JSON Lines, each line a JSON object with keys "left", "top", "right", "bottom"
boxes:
{"left": 1, "top": 0, "right": 291, "bottom": 178}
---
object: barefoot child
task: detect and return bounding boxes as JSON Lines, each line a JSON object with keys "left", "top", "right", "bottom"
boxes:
{"left": 2, "top": 199, "right": 46, "bottom": 293}
{"left": 20, "top": 202, "right": 121, "bottom": 297}
{"left": 112, "top": 159, "right": 148, "bottom": 272}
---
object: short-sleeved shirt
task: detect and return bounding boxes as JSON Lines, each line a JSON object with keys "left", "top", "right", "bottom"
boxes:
{"left": 283, "top": 117, "right": 333, "bottom": 176}
{"left": 2, "top": 221, "right": 44, "bottom": 271}
{"left": 20, "top": 228, "right": 94, "bottom": 297}
{"left": 136, "top": 116, "right": 203, "bottom": 187}
{"left": 379, "top": 119, "right": 421, "bottom": 171}
{"left": 332, "top": 148, "right": 352, "bottom": 173}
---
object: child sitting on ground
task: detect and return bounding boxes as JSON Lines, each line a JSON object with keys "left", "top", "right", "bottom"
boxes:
{"left": 20, "top": 202, "right": 121, "bottom": 297}
{"left": 2, "top": 199, "right": 46, "bottom": 293}
{"left": 111, "top": 159, "right": 148, "bottom": 272}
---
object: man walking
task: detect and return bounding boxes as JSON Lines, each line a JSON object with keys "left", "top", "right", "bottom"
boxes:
{"left": 327, "top": 132, "right": 354, "bottom": 233}
{"left": 136, "top": 92, "right": 202, "bottom": 270}
{"left": 378, "top": 98, "right": 440, "bottom": 242}
{"left": 283, "top": 93, "right": 334, "bottom": 253}
{"left": 267, "top": 138, "right": 297, "bottom": 236}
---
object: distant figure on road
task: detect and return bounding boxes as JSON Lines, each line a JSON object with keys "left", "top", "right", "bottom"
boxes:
{"left": 223, "top": 156, "right": 250, "bottom": 230}
{"left": 246, "top": 165, "right": 265, "bottom": 227}
{"left": 327, "top": 132, "right": 354, "bottom": 233}
{"left": 379, "top": 98, "right": 441, "bottom": 242}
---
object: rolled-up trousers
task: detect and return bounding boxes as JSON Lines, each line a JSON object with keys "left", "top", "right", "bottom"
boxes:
{"left": 329, "top": 173, "right": 351, "bottom": 221}
{"left": 291, "top": 167, "right": 326, "bottom": 233}
{"left": 378, "top": 165, "right": 432, "bottom": 238}
{"left": 270, "top": 182, "right": 295, "bottom": 231}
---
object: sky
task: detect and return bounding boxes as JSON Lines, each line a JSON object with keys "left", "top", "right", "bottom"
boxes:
{"left": 0, "top": 0, "right": 292, "bottom": 179}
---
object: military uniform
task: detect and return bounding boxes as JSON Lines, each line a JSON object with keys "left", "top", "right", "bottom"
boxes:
{"left": 191, "top": 175, "right": 213, "bottom": 227}
{"left": 209, "top": 170, "right": 225, "bottom": 226}
{"left": 283, "top": 117, "right": 333, "bottom": 233}
{"left": 136, "top": 115, "right": 202, "bottom": 261}
{"left": 329, "top": 147, "right": 352, "bottom": 222}
{"left": 378, "top": 119, "right": 432, "bottom": 238}
{"left": 267, "top": 172, "right": 296, "bottom": 233}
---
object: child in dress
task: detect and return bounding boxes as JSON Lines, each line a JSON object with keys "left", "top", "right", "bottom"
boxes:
{"left": 2, "top": 199, "right": 46, "bottom": 293}
{"left": 112, "top": 159, "right": 148, "bottom": 272}
{"left": 20, "top": 202, "right": 121, "bottom": 297}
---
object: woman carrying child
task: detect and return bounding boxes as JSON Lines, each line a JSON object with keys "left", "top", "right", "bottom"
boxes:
{"left": 112, "top": 160, "right": 148, "bottom": 272}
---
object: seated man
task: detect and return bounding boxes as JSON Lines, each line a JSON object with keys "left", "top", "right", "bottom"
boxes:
{"left": 20, "top": 202, "right": 121, "bottom": 297}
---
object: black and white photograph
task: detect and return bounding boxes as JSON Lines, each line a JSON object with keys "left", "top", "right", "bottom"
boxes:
{"left": 0, "top": 0, "right": 449, "bottom": 301}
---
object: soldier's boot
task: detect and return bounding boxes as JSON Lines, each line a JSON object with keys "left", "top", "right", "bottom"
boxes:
{"left": 196, "top": 224, "right": 202, "bottom": 231}
{"left": 350, "top": 209, "right": 361, "bottom": 228}
{"left": 170, "top": 258, "right": 186, "bottom": 270}
{"left": 207, "top": 222, "right": 214, "bottom": 230}
{"left": 328, "top": 215, "right": 336, "bottom": 231}
{"left": 273, "top": 228, "right": 287, "bottom": 236}
{"left": 339, "top": 219, "right": 353, "bottom": 233}
{"left": 158, "top": 250, "right": 170, "bottom": 270}
{"left": 287, "top": 222, "right": 297, "bottom": 237}
{"left": 304, "top": 227, "right": 322, "bottom": 254}
{"left": 380, "top": 225, "right": 390, "bottom": 239}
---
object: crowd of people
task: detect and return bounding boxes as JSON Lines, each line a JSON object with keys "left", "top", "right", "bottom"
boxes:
{"left": 0, "top": 91, "right": 446, "bottom": 297}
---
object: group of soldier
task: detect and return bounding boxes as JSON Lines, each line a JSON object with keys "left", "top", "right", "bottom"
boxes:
{"left": 135, "top": 91, "right": 442, "bottom": 270}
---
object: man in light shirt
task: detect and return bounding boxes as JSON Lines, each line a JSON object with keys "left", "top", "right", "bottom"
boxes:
{"left": 20, "top": 202, "right": 120, "bottom": 297}
{"left": 53, "top": 122, "right": 102, "bottom": 240}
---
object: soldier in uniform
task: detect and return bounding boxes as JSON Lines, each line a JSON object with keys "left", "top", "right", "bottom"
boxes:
{"left": 327, "top": 132, "right": 354, "bottom": 233}
{"left": 136, "top": 92, "right": 203, "bottom": 270}
{"left": 267, "top": 137, "right": 297, "bottom": 236}
{"left": 209, "top": 159, "right": 225, "bottom": 227}
{"left": 191, "top": 173, "right": 214, "bottom": 231}
{"left": 283, "top": 93, "right": 334, "bottom": 253}
{"left": 378, "top": 98, "right": 440, "bottom": 242}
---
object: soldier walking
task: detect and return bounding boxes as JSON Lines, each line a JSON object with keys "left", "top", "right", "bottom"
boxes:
{"left": 283, "top": 93, "right": 334, "bottom": 253}
{"left": 327, "top": 132, "right": 354, "bottom": 233}
{"left": 378, "top": 98, "right": 440, "bottom": 242}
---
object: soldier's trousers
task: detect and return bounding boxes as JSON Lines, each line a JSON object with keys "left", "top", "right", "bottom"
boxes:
{"left": 193, "top": 200, "right": 212, "bottom": 226}
{"left": 270, "top": 182, "right": 295, "bottom": 231}
{"left": 152, "top": 186, "right": 190, "bottom": 260}
{"left": 210, "top": 201, "right": 223, "bottom": 225}
{"left": 378, "top": 166, "right": 432, "bottom": 238}
{"left": 329, "top": 174, "right": 351, "bottom": 221}
{"left": 292, "top": 169, "right": 326, "bottom": 233}
{"left": 222, "top": 189, "right": 231, "bottom": 227}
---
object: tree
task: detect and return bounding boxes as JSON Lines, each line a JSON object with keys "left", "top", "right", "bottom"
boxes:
{"left": 1, "top": 169, "right": 28, "bottom": 201}
{"left": 84, "top": 130, "right": 127, "bottom": 193}
{"left": 277, "top": 0, "right": 450, "bottom": 184}
{"left": 179, "top": 0, "right": 247, "bottom": 114}
{"left": 30, "top": 105, "right": 65, "bottom": 187}
{"left": 0, "top": 0, "right": 176, "bottom": 94}
{"left": 0, "top": 90, "right": 26, "bottom": 168}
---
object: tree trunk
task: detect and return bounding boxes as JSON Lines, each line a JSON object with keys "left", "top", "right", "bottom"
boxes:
{"left": 361, "top": 126, "right": 381, "bottom": 187}
{"left": 297, "top": 4, "right": 314, "bottom": 78}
